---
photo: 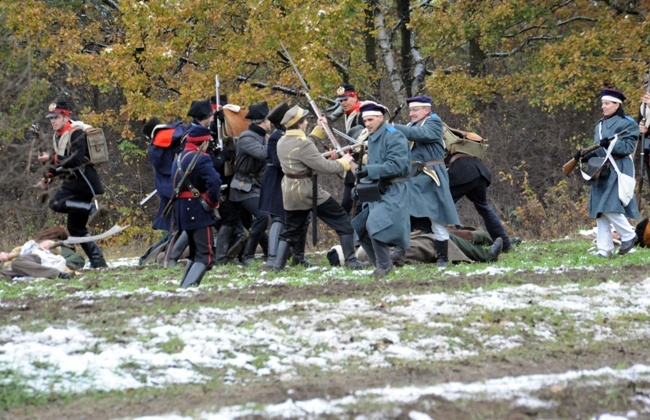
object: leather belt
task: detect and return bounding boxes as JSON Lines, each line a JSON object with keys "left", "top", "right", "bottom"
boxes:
{"left": 284, "top": 173, "right": 311, "bottom": 179}
{"left": 385, "top": 177, "right": 407, "bottom": 184}
{"left": 422, "top": 159, "right": 445, "bottom": 167}
{"left": 448, "top": 153, "right": 471, "bottom": 166}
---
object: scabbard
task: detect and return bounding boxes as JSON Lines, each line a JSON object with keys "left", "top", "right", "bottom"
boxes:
{"left": 312, "top": 174, "right": 318, "bottom": 246}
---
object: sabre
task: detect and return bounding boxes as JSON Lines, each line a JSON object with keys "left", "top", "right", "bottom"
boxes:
{"left": 280, "top": 42, "right": 343, "bottom": 154}
{"left": 215, "top": 75, "right": 223, "bottom": 150}
{"left": 139, "top": 189, "right": 158, "bottom": 206}
{"left": 331, "top": 127, "right": 361, "bottom": 145}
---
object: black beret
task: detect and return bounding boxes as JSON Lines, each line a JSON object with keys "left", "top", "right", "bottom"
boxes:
{"left": 187, "top": 99, "right": 214, "bottom": 120}
{"left": 245, "top": 101, "right": 269, "bottom": 120}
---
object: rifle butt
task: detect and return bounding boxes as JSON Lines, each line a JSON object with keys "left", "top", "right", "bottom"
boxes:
{"left": 562, "top": 159, "right": 578, "bottom": 177}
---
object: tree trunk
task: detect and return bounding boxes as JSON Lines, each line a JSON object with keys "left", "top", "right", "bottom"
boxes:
{"left": 374, "top": 4, "right": 406, "bottom": 102}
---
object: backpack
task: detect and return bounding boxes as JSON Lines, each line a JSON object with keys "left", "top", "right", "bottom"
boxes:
{"left": 71, "top": 121, "right": 109, "bottom": 165}
{"left": 442, "top": 123, "right": 489, "bottom": 159}
{"left": 151, "top": 122, "right": 189, "bottom": 148}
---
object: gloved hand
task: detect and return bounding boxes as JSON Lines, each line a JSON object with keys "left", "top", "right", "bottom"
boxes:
{"left": 574, "top": 150, "right": 582, "bottom": 161}
{"left": 599, "top": 138, "right": 610, "bottom": 149}
{"left": 356, "top": 168, "right": 368, "bottom": 179}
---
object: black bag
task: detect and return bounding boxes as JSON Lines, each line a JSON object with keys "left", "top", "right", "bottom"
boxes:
{"left": 355, "top": 180, "right": 383, "bottom": 202}
{"left": 583, "top": 157, "right": 610, "bottom": 185}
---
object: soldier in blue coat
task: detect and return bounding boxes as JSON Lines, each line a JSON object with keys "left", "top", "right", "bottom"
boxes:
{"left": 392, "top": 96, "right": 460, "bottom": 267}
{"left": 352, "top": 101, "right": 411, "bottom": 278}
{"left": 171, "top": 125, "right": 222, "bottom": 288}
{"left": 581, "top": 88, "right": 640, "bottom": 257}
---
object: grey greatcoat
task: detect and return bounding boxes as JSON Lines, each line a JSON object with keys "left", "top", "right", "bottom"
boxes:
{"left": 277, "top": 126, "right": 350, "bottom": 211}
{"left": 584, "top": 114, "right": 640, "bottom": 219}
{"left": 229, "top": 125, "right": 267, "bottom": 203}
{"left": 394, "top": 113, "right": 460, "bottom": 226}
{"left": 352, "top": 124, "right": 411, "bottom": 249}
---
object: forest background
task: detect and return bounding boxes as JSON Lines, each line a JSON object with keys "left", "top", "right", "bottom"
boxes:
{"left": 0, "top": 0, "right": 648, "bottom": 249}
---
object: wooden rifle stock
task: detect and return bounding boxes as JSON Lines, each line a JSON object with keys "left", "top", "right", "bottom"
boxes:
{"left": 562, "top": 144, "right": 600, "bottom": 176}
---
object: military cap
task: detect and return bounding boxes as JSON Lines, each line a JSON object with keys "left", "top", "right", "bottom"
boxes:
{"left": 186, "top": 124, "right": 212, "bottom": 144}
{"left": 359, "top": 100, "right": 388, "bottom": 117}
{"left": 336, "top": 83, "right": 357, "bottom": 100}
{"left": 600, "top": 88, "right": 626, "bottom": 104}
{"left": 142, "top": 116, "right": 162, "bottom": 139}
{"left": 406, "top": 95, "right": 433, "bottom": 108}
{"left": 187, "top": 99, "right": 214, "bottom": 120}
{"left": 267, "top": 102, "right": 291, "bottom": 127}
{"left": 281, "top": 105, "right": 310, "bottom": 127}
{"left": 46, "top": 100, "right": 72, "bottom": 118}
{"left": 245, "top": 101, "right": 269, "bottom": 120}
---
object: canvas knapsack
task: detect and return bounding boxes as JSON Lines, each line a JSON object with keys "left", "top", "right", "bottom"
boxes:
{"left": 71, "top": 121, "right": 109, "bottom": 165}
{"left": 442, "top": 123, "right": 489, "bottom": 159}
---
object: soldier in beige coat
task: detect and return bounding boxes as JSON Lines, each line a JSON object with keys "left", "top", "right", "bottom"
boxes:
{"left": 274, "top": 105, "right": 367, "bottom": 272}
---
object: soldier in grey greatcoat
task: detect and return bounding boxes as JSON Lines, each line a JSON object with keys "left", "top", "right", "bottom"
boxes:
{"left": 274, "top": 105, "right": 366, "bottom": 272}
{"left": 580, "top": 88, "right": 640, "bottom": 257}
{"left": 229, "top": 101, "right": 271, "bottom": 265}
{"left": 391, "top": 95, "right": 460, "bottom": 267}
{"left": 352, "top": 101, "right": 411, "bottom": 279}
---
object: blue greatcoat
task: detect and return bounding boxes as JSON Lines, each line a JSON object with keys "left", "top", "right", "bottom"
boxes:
{"left": 352, "top": 124, "right": 412, "bottom": 249}
{"left": 584, "top": 114, "right": 640, "bottom": 219}
{"left": 394, "top": 114, "right": 460, "bottom": 226}
{"left": 172, "top": 144, "right": 222, "bottom": 231}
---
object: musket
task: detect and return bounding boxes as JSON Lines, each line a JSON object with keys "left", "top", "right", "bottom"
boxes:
{"left": 280, "top": 42, "right": 343, "bottom": 154}
{"left": 636, "top": 65, "right": 650, "bottom": 210}
{"left": 562, "top": 129, "right": 630, "bottom": 176}
{"left": 215, "top": 75, "right": 223, "bottom": 150}
{"left": 162, "top": 141, "right": 208, "bottom": 217}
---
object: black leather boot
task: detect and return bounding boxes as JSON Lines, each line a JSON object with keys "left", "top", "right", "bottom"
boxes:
{"left": 168, "top": 231, "right": 188, "bottom": 267}
{"left": 214, "top": 226, "right": 235, "bottom": 265}
{"left": 180, "top": 262, "right": 207, "bottom": 288}
{"left": 390, "top": 246, "right": 406, "bottom": 267}
{"left": 434, "top": 240, "right": 449, "bottom": 268}
{"left": 227, "top": 230, "right": 248, "bottom": 260}
{"left": 242, "top": 230, "right": 263, "bottom": 266}
{"left": 291, "top": 232, "right": 315, "bottom": 267}
{"left": 340, "top": 234, "right": 368, "bottom": 270}
{"left": 80, "top": 239, "right": 107, "bottom": 268}
{"left": 273, "top": 241, "right": 291, "bottom": 273}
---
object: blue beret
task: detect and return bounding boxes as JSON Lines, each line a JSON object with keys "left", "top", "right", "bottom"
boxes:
{"left": 359, "top": 100, "right": 388, "bottom": 116}
{"left": 600, "top": 88, "right": 626, "bottom": 103}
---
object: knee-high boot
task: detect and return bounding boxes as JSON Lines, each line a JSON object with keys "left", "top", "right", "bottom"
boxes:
{"left": 435, "top": 240, "right": 449, "bottom": 268}
{"left": 214, "top": 225, "right": 235, "bottom": 265}
{"left": 291, "top": 229, "right": 314, "bottom": 267}
{"left": 273, "top": 241, "right": 292, "bottom": 273}
{"left": 80, "top": 239, "right": 107, "bottom": 268}
{"left": 242, "top": 230, "right": 263, "bottom": 266}
{"left": 168, "top": 231, "right": 188, "bottom": 267}
{"left": 340, "top": 234, "right": 368, "bottom": 270}
{"left": 265, "top": 221, "right": 284, "bottom": 268}
{"left": 180, "top": 261, "right": 208, "bottom": 288}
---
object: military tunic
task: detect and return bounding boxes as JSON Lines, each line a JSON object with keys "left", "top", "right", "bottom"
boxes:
{"left": 352, "top": 124, "right": 411, "bottom": 249}
{"left": 277, "top": 126, "right": 348, "bottom": 211}
{"left": 394, "top": 114, "right": 460, "bottom": 226}
{"left": 584, "top": 114, "right": 640, "bottom": 219}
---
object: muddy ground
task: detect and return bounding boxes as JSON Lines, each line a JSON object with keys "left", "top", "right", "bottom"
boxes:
{"left": 2, "top": 263, "right": 650, "bottom": 419}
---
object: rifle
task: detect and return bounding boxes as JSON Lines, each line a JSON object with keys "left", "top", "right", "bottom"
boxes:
{"left": 280, "top": 42, "right": 343, "bottom": 154}
{"left": 388, "top": 102, "right": 405, "bottom": 124}
{"left": 162, "top": 141, "right": 208, "bottom": 217}
{"left": 562, "top": 129, "right": 629, "bottom": 176}
{"left": 637, "top": 119, "right": 646, "bottom": 212}
{"left": 215, "top": 74, "right": 223, "bottom": 150}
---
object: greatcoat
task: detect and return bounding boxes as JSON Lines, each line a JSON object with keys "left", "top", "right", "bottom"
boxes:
{"left": 584, "top": 114, "right": 640, "bottom": 219}
{"left": 394, "top": 113, "right": 460, "bottom": 226}
{"left": 352, "top": 124, "right": 411, "bottom": 248}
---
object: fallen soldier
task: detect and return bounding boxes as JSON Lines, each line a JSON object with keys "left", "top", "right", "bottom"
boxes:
{"left": 328, "top": 228, "right": 504, "bottom": 266}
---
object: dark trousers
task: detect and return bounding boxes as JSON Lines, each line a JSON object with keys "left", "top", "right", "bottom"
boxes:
{"left": 450, "top": 177, "right": 511, "bottom": 249}
{"left": 281, "top": 197, "right": 354, "bottom": 244}
{"left": 237, "top": 196, "right": 269, "bottom": 236}
{"left": 49, "top": 188, "right": 93, "bottom": 237}
{"left": 187, "top": 226, "right": 215, "bottom": 267}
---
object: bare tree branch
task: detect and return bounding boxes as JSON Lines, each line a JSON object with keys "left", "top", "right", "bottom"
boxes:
{"left": 489, "top": 34, "right": 563, "bottom": 57}
{"left": 102, "top": 0, "right": 120, "bottom": 10}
